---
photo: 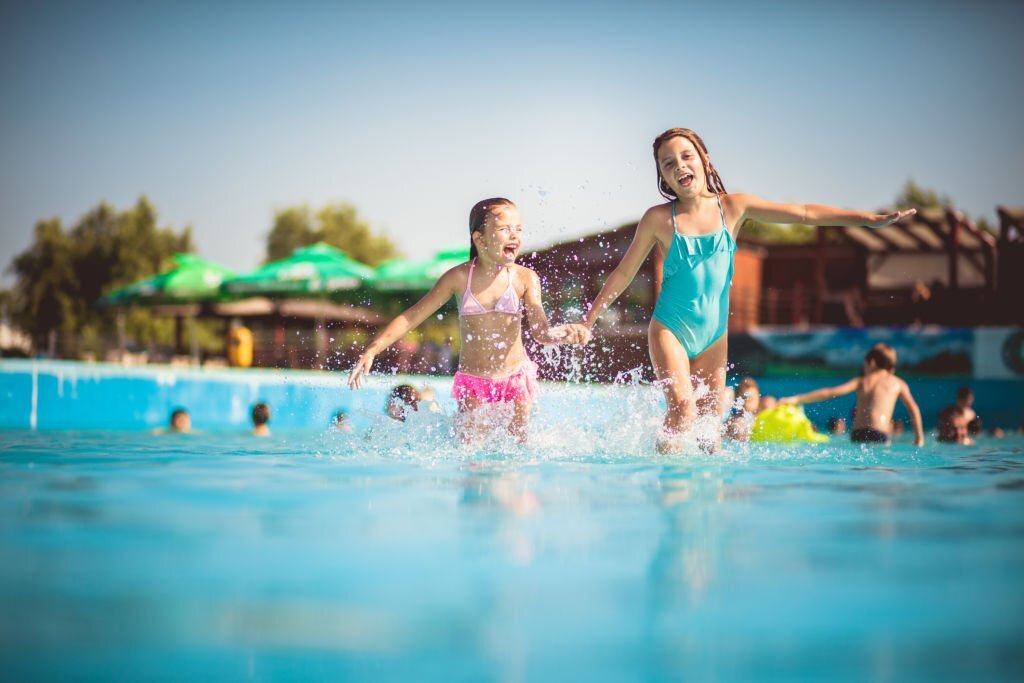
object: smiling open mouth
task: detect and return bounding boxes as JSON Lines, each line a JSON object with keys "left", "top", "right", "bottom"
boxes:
{"left": 503, "top": 244, "right": 519, "bottom": 257}
{"left": 678, "top": 173, "right": 694, "bottom": 188}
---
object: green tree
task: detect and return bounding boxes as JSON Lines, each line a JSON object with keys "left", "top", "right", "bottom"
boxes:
{"left": 739, "top": 219, "right": 816, "bottom": 244}
{"left": 10, "top": 218, "right": 78, "bottom": 349}
{"left": 265, "top": 202, "right": 398, "bottom": 265}
{"left": 894, "top": 179, "right": 952, "bottom": 211}
{"left": 9, "top": 197, "right": 197, "bottom": 356}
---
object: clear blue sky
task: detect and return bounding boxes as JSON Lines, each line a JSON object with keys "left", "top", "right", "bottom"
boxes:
{"left": 2, "top": 0, "right": 1022, "bottom": 282}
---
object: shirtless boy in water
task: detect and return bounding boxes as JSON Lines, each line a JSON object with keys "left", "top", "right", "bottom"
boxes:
{"left": 780, "top": 343, "right": 925, "bottom": 446}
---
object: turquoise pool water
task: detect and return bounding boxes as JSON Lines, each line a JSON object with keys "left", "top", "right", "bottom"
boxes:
{"left": 2, "top": 404, "right": 1022, "bottom": 681}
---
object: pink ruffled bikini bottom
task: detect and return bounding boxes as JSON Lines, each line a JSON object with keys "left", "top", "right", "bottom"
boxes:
{"left": 451, "top": 359, "right": 539, "bottom": 404}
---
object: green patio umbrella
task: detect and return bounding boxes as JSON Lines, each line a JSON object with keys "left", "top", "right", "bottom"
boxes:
{"left": 100, "top": 253, "right": 234, "bottom": 306}
{"left": 221, "top": 243, "right": 376, "bottom": 297}
{"left": 374, "top": 247, "right": 470, "bottom": 291}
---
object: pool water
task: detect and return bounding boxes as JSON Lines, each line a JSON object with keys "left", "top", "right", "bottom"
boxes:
{"left": 1, "top": 402, "right": 1023, "bottom": 681}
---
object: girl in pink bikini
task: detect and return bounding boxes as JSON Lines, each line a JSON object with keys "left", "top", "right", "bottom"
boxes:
{"left": 348, "top": 197, "right": 584, "bottom": 441}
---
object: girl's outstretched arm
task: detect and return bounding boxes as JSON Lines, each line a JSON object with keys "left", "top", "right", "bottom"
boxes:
{"left": 728, "top": 193, "right": 916, "bottom": 230}
{"left": 780, "top": 378, "right": 859, "bottom": 405}
{"left": 521, "top": 267, "right": 583, "bottom": 345}
{"left": 348, "top": 268, "right": 460, "bottom": 389}
{"left": 582, "top": 207, "right": 661, "bottom": 333}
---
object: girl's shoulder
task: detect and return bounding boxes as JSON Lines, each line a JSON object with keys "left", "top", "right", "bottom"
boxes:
{"left": 509, "top": 262, "right": 540, "bottom": 282}
{"left": 435, "top": 261, "right": 471, "bottom": 290}
{"left": 444, "top": 260, "right": 472, "bottom": 277}
{"left": 641, "top": 201, "right": 674, "bottom": 221}
{"left": 637, "top": 202, "right": 674, "bottom": 235}
{"left": 720, "top": 192, "right": 757, "bottom": 211}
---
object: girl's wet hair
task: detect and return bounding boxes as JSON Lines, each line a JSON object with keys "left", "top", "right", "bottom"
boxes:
{"left": 652, "top": 128, "right": 727, "bottom": 200}
{"left": 468, "top": 197, "right": 515, "bottom": 259}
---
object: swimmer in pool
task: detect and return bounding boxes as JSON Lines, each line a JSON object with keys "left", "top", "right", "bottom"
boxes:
{"left": 348, "top": 197, "right": 586, "bottom": 442}
{"left": 780, "top": 343, "right": 925, "bottom": 446}
{"left": 724, "top": 376, "right": 760, "bottom": 442}
{"left": 572, "top": 128, "right": 916, "bottom": 452}
{"left": 251, "top": 402, "right": 271, "bottom": 437}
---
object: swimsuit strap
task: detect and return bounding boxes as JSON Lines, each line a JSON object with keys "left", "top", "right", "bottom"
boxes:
{"left": 715, "top": 193, "right": 727, "bottom": 230}
{"left": 460, "top": 259, "right": 482, "bottom": 315}
{"left": 671, "top": 200, "right": 677, "bottom": 233}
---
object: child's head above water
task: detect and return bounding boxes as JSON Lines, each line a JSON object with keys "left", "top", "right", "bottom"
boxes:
{"left": 652, "top": 128, "right": 727, "bottom": 200}
{"left": 468, "top": 197, "right": 522, "bottom": 264}
{"left": 864, "top": 343, "right": 897, "bottom": 373}
{"left": 251, "top": 402, "right": 271, "bottom": 427}
{"left": 169, "top": 408, "right": 191, "bottom": 433}
{"left": 387, "top": 384, "right": 420, "bottom": 422}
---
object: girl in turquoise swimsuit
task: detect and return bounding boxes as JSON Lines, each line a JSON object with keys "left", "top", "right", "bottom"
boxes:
{"left": 576, "top": 128, "right": 916, "bottom": 450}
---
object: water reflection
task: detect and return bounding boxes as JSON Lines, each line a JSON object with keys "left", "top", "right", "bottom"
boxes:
{"left": 646, "top": 465, "right": 748, "bottom": 604}
{"left": 460, "top": 463, "right": 541, "bottom": 566}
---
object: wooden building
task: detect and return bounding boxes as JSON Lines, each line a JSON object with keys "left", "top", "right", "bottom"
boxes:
{"left": 754, "top": 208, "right": 1010, "bottom": 326}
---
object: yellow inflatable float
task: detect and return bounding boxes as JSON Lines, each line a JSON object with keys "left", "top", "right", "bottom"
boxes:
{"left": 751, "top": 405, "right": 830, "bottom": 444}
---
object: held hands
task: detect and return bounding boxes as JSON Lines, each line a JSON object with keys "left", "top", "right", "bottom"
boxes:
{"left": 865, "top": 208, "right": 916, "bottom": 229}
{"left": 546, "top": 323, "right": 592, "bottom": 346}
{"left": 347, "top": 352, "right": 375, "bottom": 389}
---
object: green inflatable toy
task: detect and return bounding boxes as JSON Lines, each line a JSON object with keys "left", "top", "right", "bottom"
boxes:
{"left": 751, "top": 405, "right": 830, "bottom": 444}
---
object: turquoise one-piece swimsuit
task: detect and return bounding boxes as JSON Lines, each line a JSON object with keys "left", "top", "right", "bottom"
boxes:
{"left": 651, "top": 195, "right": 737, "bottom": 359}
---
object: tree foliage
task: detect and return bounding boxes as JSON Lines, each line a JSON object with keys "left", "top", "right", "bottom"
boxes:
{"left": 8, "top": 197, "right": 196, "bottom": 354}
{"left": 893, "top": 179, "right": 952, "bottom": 211}
{"left": 265, "top": 202, "right": 398, "bottom": 265}
{"left": 739, "top": 220, "right": 816, "bottom": 244}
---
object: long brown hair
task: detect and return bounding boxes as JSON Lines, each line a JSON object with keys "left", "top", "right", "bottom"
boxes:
{"left": 468, "top": 197, "right": 515, "bottom": 259}
{"left": 652, "top": 128, "right": 727, "bottom": 200}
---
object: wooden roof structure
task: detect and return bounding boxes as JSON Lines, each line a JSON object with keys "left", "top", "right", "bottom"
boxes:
{"left": 997, "top": 206, "right": 1024, "bottom": 242}
{"left": 813, "top": 207, "right": 998, "bottom": 293}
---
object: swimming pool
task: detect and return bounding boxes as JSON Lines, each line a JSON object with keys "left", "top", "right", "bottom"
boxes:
{"left": 2, "top": 399, "right": 1022, "bottom": 681}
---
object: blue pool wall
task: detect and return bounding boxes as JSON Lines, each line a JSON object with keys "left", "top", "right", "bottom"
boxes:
{"left": 1, "top": 359, "right": 1022, "bottom": 433}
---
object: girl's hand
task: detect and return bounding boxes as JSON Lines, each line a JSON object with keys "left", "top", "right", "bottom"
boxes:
{"left": 348, "top": 352, "right": 375, "bottom": 389}
{"left": 913, "top": 435, "right": 925, "bottom": 447}
{"left": 568, "top": 323, "right": 592, "bottom": 345}
{"left": 865, "top": 208, "right": 916, "bottom": 229}
{"left": 544, "top": 325, "right": 574, "bottom": 345}
{"left": 546, "top": 324, "right": 591, "bottom": 345}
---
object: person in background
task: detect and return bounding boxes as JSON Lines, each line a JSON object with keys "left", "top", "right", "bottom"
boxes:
{"left": 937, "top": 405, "right": 973, "bottom": 445}
{"left": 251, "top": 402, "right": 271, "bottom": 437}
{"left": 386, "top": 384, "right": 421, "bottom": 422}
{"left": 955, "top": 386, "right": 982, "bottom": 436}
{"left": 724, "top": 376, "right": 760, "bottom": 441}
{"left": 153, "top": 407, "right": 192, "bottom": 435}
{"left": 780, "top": 343, "right": 925, "bottom": 446}
{"left": 757, "top": 396, "right": 778, "bottom": 413}
{"left": 828, "top": 417, "right": 847, "bottom": 436}
{"left": 989, "top": 426, "right": 1005, "bottom": 439}
{"left": 170, "top": 408, "right": 191, "bottom": 433}
{"left": 332, "top": 410, "right": 353, "bottom": 433}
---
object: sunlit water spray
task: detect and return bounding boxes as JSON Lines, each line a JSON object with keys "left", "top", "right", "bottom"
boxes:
{"left": 315, "top": 362, "right": 922, "bottom": 469}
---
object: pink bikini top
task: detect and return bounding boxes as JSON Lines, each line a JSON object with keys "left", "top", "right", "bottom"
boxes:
{"left": 459, "top": 259, "right": 522, "bottom": 316}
